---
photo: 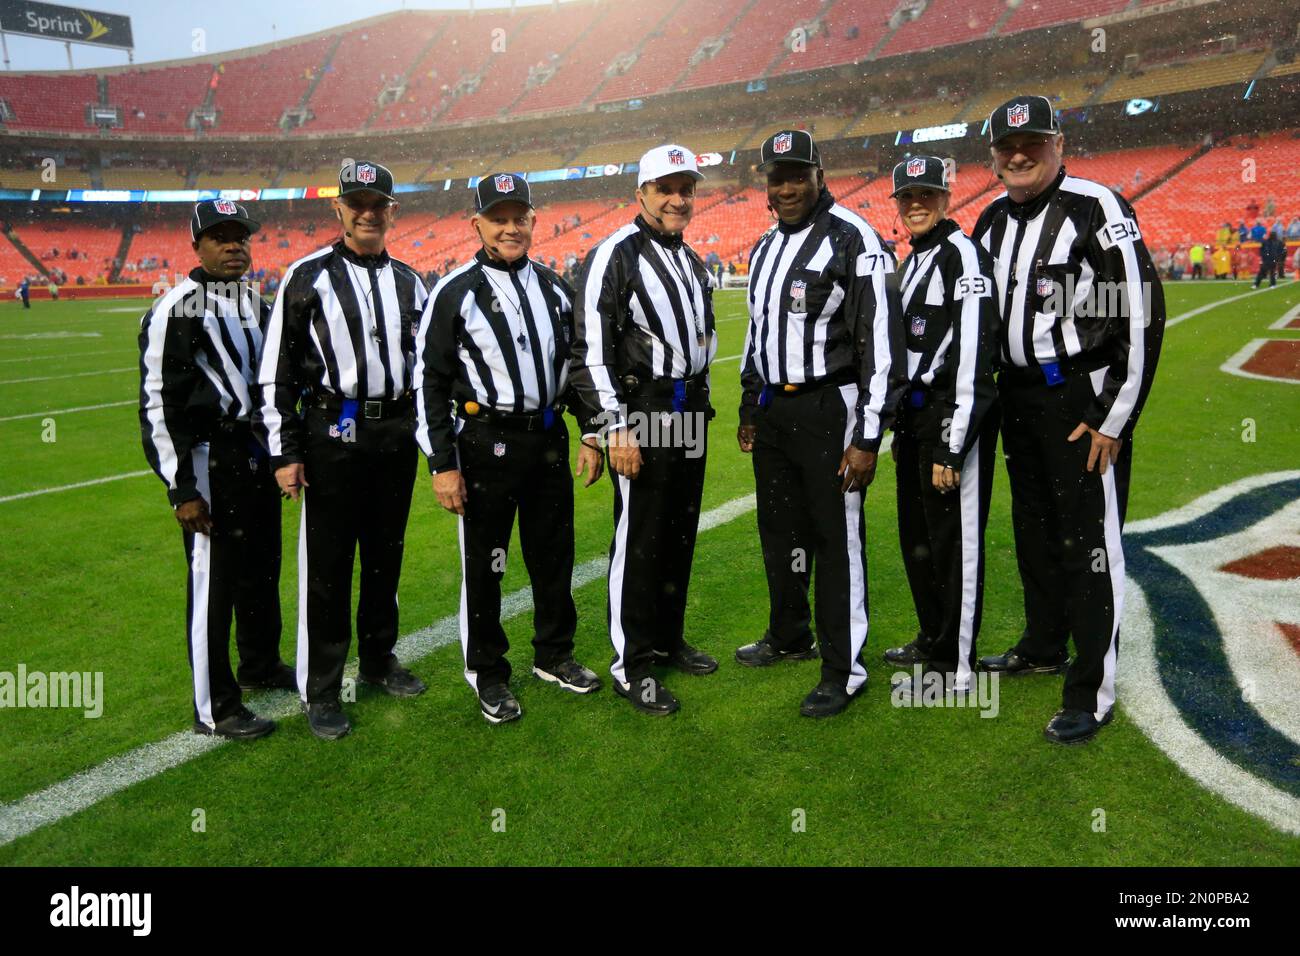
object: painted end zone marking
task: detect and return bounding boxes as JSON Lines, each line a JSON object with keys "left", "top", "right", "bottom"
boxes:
{"left": 1268, "top": 299, "right": 1300, "bottom": 330}
{"left": 1221, "top": 339, "right": 1300, "bottom": 385}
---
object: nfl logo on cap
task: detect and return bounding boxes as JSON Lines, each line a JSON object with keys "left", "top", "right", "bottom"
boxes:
{"left": 906, "top": 158, "right": 926, "bottom": 177}
{"left": 774, "top": 133, "right": 793, "bottom": 154}
{"left": 1008, "top": 103, "right": 1030, "bottom": 128}
{"left": 494, "top": 174, "right": 515, "bottom": 193}
{"left": 213, "top": 199, "right": 237, "bottom": 215}
{"left": 357, "top": 164, "right": 377, "bottom": 184}
{"left": 668, "top": 149, "right": 685, "bottom": 165}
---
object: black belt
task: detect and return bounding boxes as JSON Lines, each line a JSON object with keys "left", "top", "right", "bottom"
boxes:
{"left": 457, "top": 401, "right": 560, "bottom": 433}
{"left": 761, "top": 368, "right": 854, "bottom": 402}
{"left": 998, "top": 356, "right": 1110, "bottom": 388}
{"left": 313, "top": 393, "right": 412, "bottom": 420}
{"left": 621, "top": 371, "right": 710, "bottom": 403}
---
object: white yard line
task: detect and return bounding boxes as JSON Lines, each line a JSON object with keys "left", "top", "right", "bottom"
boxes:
{"left": 0, "top": 349, "right": 134, "bottom": 365}
{"left": 0, "top": 366, "right": 135, "bottom": 386}
{"left": 0, "top": 400, "right": 136, "bottom": 423}
{"left": 0, "top": 471, "right": 152, "bottom": 504}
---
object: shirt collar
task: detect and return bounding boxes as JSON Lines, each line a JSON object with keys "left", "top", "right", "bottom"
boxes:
{"left": 635, "top": 213, "right": 684, "bottom": 249}
{"left": 189, "top": 265, "right": 249, "bottom": 291}
{"left": 1006, "top": 165, "right": 1067, "bottom": 222}
{"left": 906, "top": 217, "right": 959, "bottom": 252}
{"left": 334, "top": 238, "right": 390, "bottom": 268}
{"left": 475, "top": 247, "right": 531, "bottom": 273}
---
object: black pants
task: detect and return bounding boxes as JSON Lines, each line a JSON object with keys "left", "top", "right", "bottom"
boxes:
{"left": 999, "top": 369, "right": 1132, "bottom": 717}
{"left": 894, "top": 400, "right": 999, "bottom": 688}
{"left": 607, "top": 399, "right": 710, "bottom": 687}
{"left": 298, "top": 410, "right": 417, "bottom": 704}
{"left": 752, "top": 383, "right": 869, "bottom": 693}
{"left": 455, "top": 416, "right": 577, "bottom": 690}
{"left": 182, "top": 429, "right": 282, "bottom": 728}
{"left": 1254, "top": 261, "right": 1278, "bottom": 287}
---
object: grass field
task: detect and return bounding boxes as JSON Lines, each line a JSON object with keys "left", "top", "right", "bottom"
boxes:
{"left": 1, "top": 281, "right": 1298, "bottom": 866}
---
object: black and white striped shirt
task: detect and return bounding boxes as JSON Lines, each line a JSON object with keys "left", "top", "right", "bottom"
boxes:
{"left": 414, "top": 250, "right": 593, "bottom": 472}
{"left": 255, "top": 240, "right": 428, "bottom": 466}
{"left": 570, "top": 215, "right": 716, "bottom": 426}
{"left": 739, "top": 188, "right": 905, "bottom": 451}
{"left": 896, "top": 218, "right": 1000, "bottom": 468}
{"left": 139, "top": 267, "right": 269, "bottom": 505}
{"left": 971, "top": 166, "right": 1165, "bottom": 439}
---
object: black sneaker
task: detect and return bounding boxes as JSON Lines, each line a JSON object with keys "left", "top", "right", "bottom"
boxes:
{"left": 303, "top": 700, "right": 351, "bottom": 741}
{"left": 613, "top": 674, "right": 680, "bottom": 715}
{"left": 358, "top": 663, "right": 427, "bottom": 698}
{"left": 799, "top": 679, "right": 859, "bottom": 718}
{"left": 533, "top": 658, "right": 601, "bottom": 694}
{"left": 979, "top": 647, "right": 1068, "bottom": 676}
{"left": 238, "top": 661, "right": 298, "bottom": 692}
{"left": 1044, "top": 707, "right": 1113, "bottom": 745}
{"left": 194, "top": 706, "right": 276, "bottom": 740}
{"left": 882, "top": 635, "right": 934, "bottom": 666}
{"left": 478, "top": 683, "right": 522, "bottom": 724}
{"left": 735, "top": 635, "right": 819, "bottom": 667}
{"left": 653, "top": 643, "right": 718, "bottom": 675}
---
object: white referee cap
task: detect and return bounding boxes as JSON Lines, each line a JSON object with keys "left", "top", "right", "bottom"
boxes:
{"left": 637, "top": 145, "right": 705, "bottom": 187}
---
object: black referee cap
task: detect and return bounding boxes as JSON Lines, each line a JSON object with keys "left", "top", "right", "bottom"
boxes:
{"left": 339, "top": 159, "right": 395, "bottom": 201}
{"left": 988, "top": 95, "right": 1060, "bottom": 145}
{"left": 475, "top": 173, "right": 533, "bottom": 214}
{"left": 757, "top": 130, "right": 821, "bottom": 171}
{"left": 190, "top": 199, "right": 260, "bottom": 242}
{"left": 890, "top": 155, "right": 950, "bottom": 197}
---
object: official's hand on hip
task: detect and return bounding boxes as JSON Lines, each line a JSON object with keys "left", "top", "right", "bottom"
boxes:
{"left": 1068, "top": 422, "right": 1123, "bottom": 475}
{"left": 737, "top": 423, "right": 756, "bottom": 454}
{"left": 275, "top": 462, "right": 308, "bottom": 501}
{"left": 434, "top": 469, "right": 468, "bottom": 515}
{"left": 607, "top": 427, "right": 642, "bottom": 479}
{"left": 175, "top": 497, "right": 213, "bottom": 534}
{"left": 576, "top": 440, "right": 605, "bottom": 487}
{"left": 838, "top": 446, "right": 877, "bottom": 493}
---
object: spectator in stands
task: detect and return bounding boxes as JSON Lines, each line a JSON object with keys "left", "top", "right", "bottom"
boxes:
{"left": 1288, "top": 216, "right": 1300, "bottom": 240}
{"left": 1188, "top": 242, "right": 1205, "bottom": 280}
{"left": 1216, "top": 223, "right": 1232, "bottom": 247}
{"left": 1270, "top": 218, "right": 1284, "bottom": 240}
{"left": 1211, "top": 245, "right": 1232, "bottom": 280}
{"left": 1246, "top": 199, "right": 1260, "bottom": 220}
{"left": 1237, "top": 221, "right": 1248, "bottom": 243}
{"left": 1263, "top": 197, "right": 1276, "bottom": 218}
{"left": 1250, "top": 221, "right": 1266, "bottom": 243}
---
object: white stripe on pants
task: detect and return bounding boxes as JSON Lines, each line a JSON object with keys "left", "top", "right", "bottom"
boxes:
{"left": 838, "top": 385, "right": 870, "bottom": 695}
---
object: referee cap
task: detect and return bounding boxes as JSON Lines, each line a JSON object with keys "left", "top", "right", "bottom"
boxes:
{"left": 988, "top": 95, "right": 1060, "bottom": 145}
{"left": 339, "top": 159, "right": 396, "bottom": 201}
{"left": 475, "top": 173, "right": 533, "bottom": 214}
{"left": 890, "top": 155, "right": 950, "bottom": 197}
{"left": 757, "top": 129, "right": 821, "bottom": 171}
{"left": 190, "top": 199, "right": 260, "bottom": 242}
{"left": 637, "top": 145, "right": 704, "bottom": 187}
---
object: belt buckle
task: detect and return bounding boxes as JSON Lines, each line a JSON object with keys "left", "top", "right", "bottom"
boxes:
{"left": 363, "top": 400, "right": 383, "bottom": 419}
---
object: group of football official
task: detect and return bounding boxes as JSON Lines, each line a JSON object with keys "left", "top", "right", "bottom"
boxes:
{"left": 140, "top": 94, "right": 1164, "bottom": 745}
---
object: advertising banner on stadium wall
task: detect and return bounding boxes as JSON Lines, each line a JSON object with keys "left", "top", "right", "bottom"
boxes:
{"left": 0, "top": 0, "right": 134, "bottom": 49}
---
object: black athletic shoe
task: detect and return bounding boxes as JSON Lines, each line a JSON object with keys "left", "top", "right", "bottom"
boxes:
{"left": 799, "top": 679, "right": 859, "bottom": 718}
{"left": 735, "top": 635, "right": 819, "bottom": 667}
{"left": 882, "top": 635, "right": 934, "bottom": 667}
{"left": 533, "top": 657, "right": 602, "bottom": 694}
{"left": 303, "top": 700, "right": 350, "bottom": 741}
{"left": 358, "top": 663, "right": 427, "bottom": 698}
{"left": 194, "top": 706, "right": 276, "bottom": 740}
{"left": 613, "top": 675, "right": 680, "bottom": 715}
{"left": 1044, "top": 707, "right": 1113, "bottom": 745}
{"left": 979, "top": 647, "right": 1069, "bottom": 676}
{"left": 653, "top": 643, "right": 718, "bottom": 675}
{"left": 478, "top": 683, "right": 522, "bottom": 724}
{"left": 238, "top": 661, "right": 298, "bottom": 692}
